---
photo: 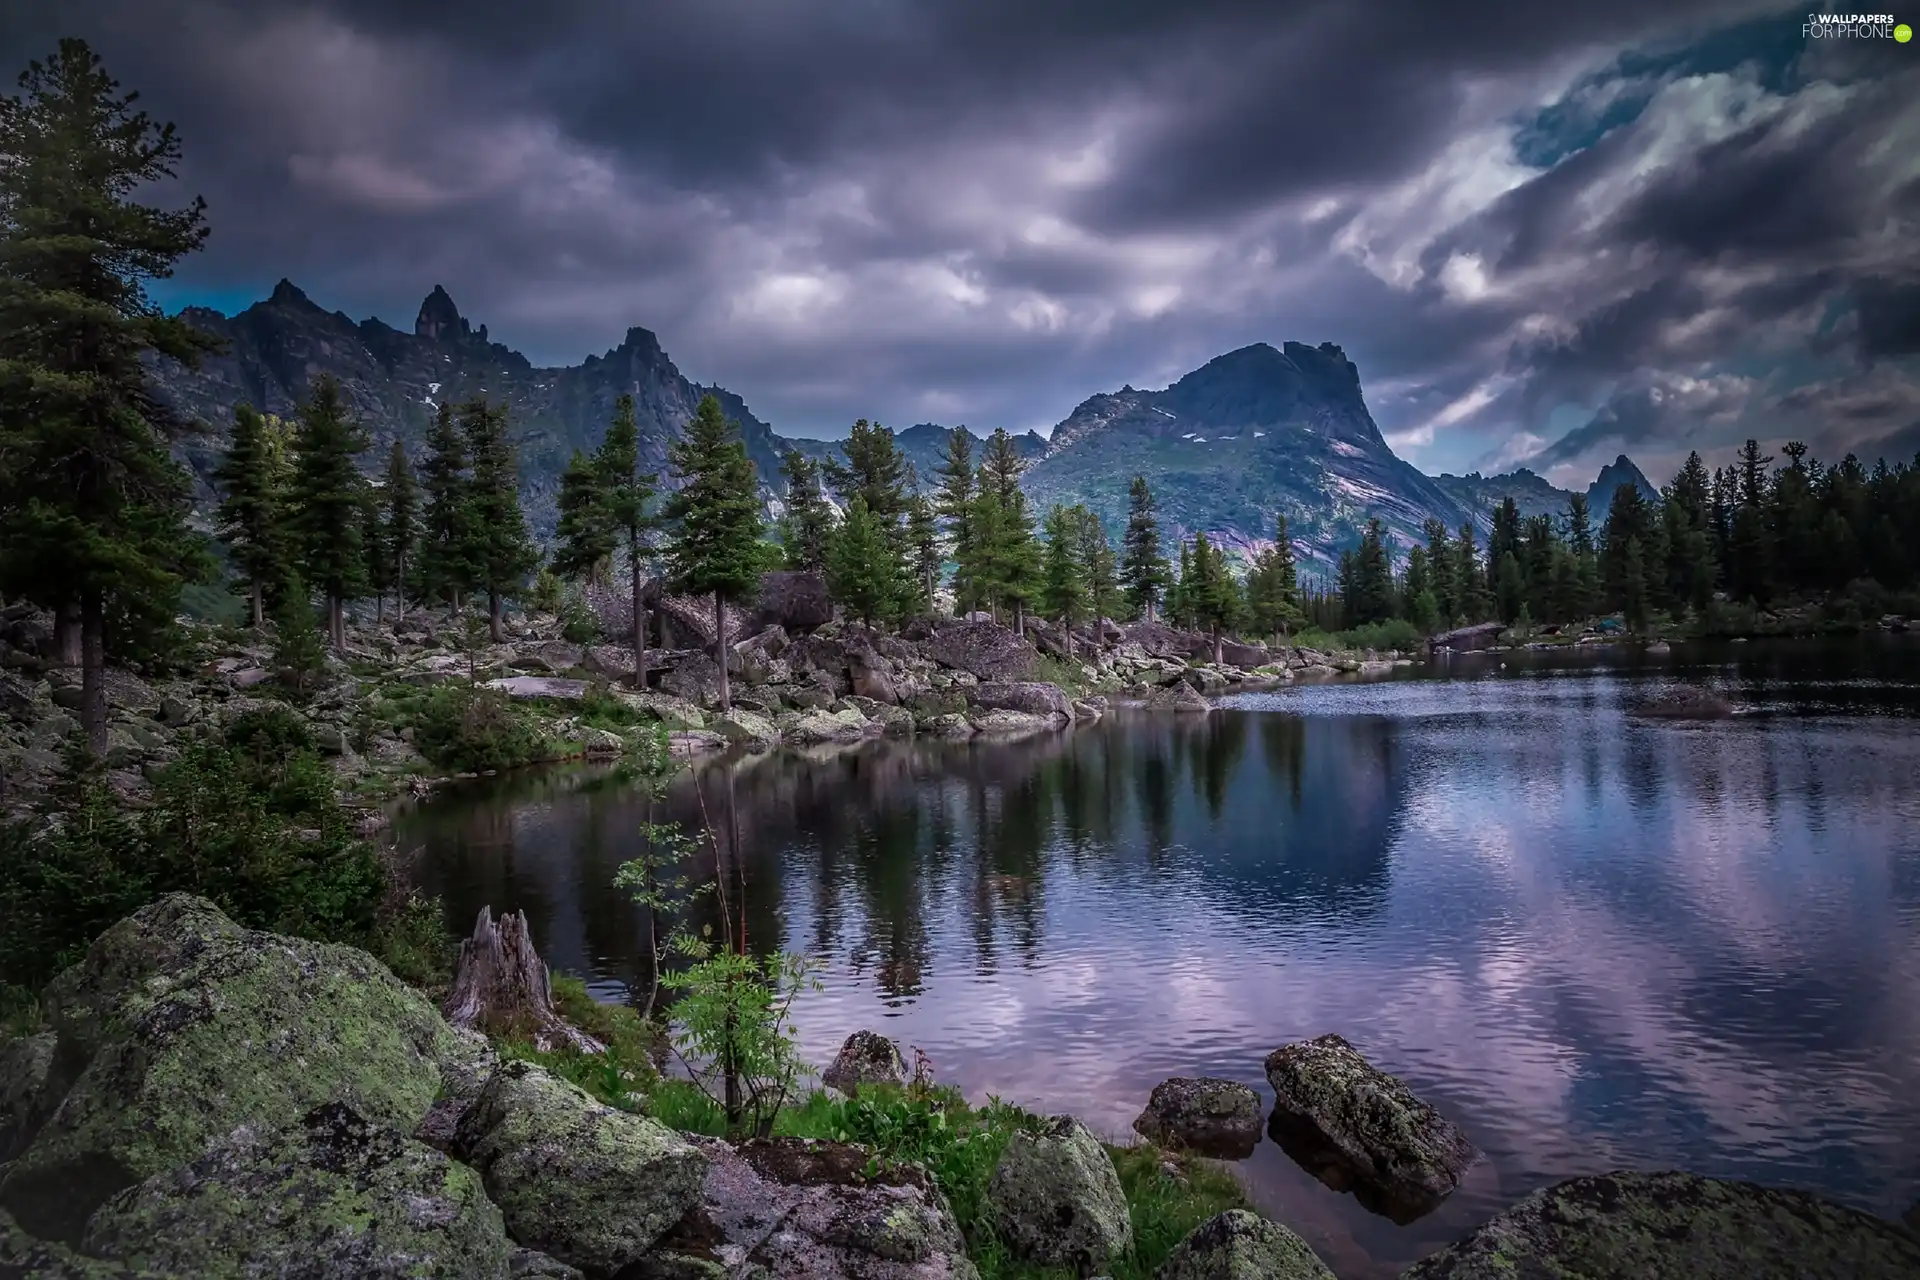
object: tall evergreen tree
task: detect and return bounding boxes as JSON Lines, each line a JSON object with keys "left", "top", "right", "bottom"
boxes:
{"left": 777, "top": 449, "right": 833, "bottom": 574}
{"left": 822, "top": 419, "right": 911, "bottom": 528}
{"left": 461, "top": 398, "right": 539, "bottom": 642}
{"left": 551, "top": 449, "right": 614, "bottom": 584}
{"left": 1563, "top": 493, "right": 1598, "bottom": 620}
{"left": 360, "top": 483, "right": 389, "bottom": 622}
{"left": 381, "top": 440, "right": 418, "bottom": 622}
{"left": 662, "top": 394, "right": 767, "bottom": 711}
{"left": 1120, "top": 475, "right": 1170, "bottom": 622}
{"left": 977, "top": 431, "right": 1040, "bottom": 631}
{"left": 1422, "top": 518, "right": 1456, "bottom": 623}
{"left": 1167, "top": 540, "right": 1196, "bottom": 630}
{"left": 1188, "top": 534, "right": 1242, "bottom": 661}
{"left": 1041, "top": 505, "right": 1089, "bottom": 628}
{"left": 1728, "top": 438, "right": 1774, "bottom": 602}
{"left": 1074, "top": 507, "right": 1120, "bottom": 623}
{"left": 828, "top": 497, "right": 906, "bottom": 629}
{"left": 288, "top": 376, "right": 370, "bottom": 649}
{"left": 932, "top": 429, "right": 977, "bottom": 615}
{"left": 213, "top": 403, "right": 286, "bottom": 627}
{"left": 416, "top": 402, "right": 474, "bottom": 611}
{"left": 0, "top": 40, "right": 220, "bottom": 753}
{"left": 906, "top": 493, "right": 941, "bottom": 613}
{"left": 1343, "top": 520, "right": 1394, "bottom": 626}
{"left": 594, "top": 394, "right": 658, "bottom": 688}
{"left": 1245, "top": 514, "right": 1304, "bottom": 641}
{"left": 1453, "top": 523, "right": 1490, "bottom": 622}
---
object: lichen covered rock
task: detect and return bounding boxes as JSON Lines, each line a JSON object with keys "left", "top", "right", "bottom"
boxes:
{"left": 985, "top": 1115, "right": 1131, "bottom": 1269}
{"left": 1399, "top": 1171, "right": 1920, "bottom": 1279}
{"left": 0, "top": 1206, "right": 126, "bottom": 1279}
{"left": 782, "top": 706, "right": 870, "bottom": 744}
{"left": 821, "top": 1030, "right": 907, "bottom": 1095}
{"left": 1144, "top": 682, "right": 1211, "bottom": 713}
{"left": 0, "top": 1031, "right": 58, "bottom": 1161}
{"left": 1156, "top": 1209, "right": 1335, "bottom": 1279}
{"left": 0, "top": 894, "right": 485, "bottom": 1242}
{"left": 969, "top": 680, "right": 1072, "bottom": 720}
{"left": 1132, "top": 1077, "right": 1262, "bottom": 1160}
{"left": 454, "top": 1059, "right": 707, "bottom": 1274}
{"left": 966, "top": 707, "right": 1058, "bottom": 737}
{"left": 81, "top": 1101, "right": 513, "bottom": 1279}
{"left": 1263, "top": 1033, "right": 1475, "bottom": 1223}
{"left": 715, "top": 709, "right": 779, "bottom": 751}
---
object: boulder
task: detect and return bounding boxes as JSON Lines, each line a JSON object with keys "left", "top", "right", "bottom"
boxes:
{"left": 843, "top": 696, "right": 916, "bottom": 735}
{"left": 610, "top": 690, "right": 707, "bottom": 730}
{"left": 789, "top": 683, "right": 838, "bottom": 710}
{"left": 577, "top": 726, "right": 626, "bottom": 756}
{"left": 985, "top": 1116, "right": 1131, "bottom": 1270}
{"left": 967, "top": 708, "right": 1058, "bottom": 737}
{"left": 454, "top": 1060, "right": 707, "bottom": 1275}
{"left": 1183, "top": 667, "right": 1230, "bottom": 693}
{"left": 1155, "top": 1209, "right": 1335, "bottom": 1280}
{"left": 916, "top": 712, "right": 974, "bottom": 739}
{"left": 1400, "top": 1171, "right": 1920, "bottom": 1279}
{"left": 752, "top": 570, "right": 834, "bottom": 635}
{"left": 658, "top": 653, "right": 726, "bottom": 707}
{"left": 715, "top": 709, "right": 780, "bottom": 752}
{"left": 922, "top": 621, "right": 1041, "bottom": 681}
{"left": 1122, "top": 621, "right": 1207, "bottom": 660}
{"left": 0, "top": 1032, "right": 58, "bottom": 1161}
{"left": 485, "top": 675, "right": 589, "bottom": 701}
{"left": 0, "top": 1206, "right": 125, "bottom": 1279}
{"left": 1217, "top": 641, "right": 1270, "bottom": 669}
{"left": 1263, "top": 1033, "right": 1476, "bottom": 1223}
{"left": 820, "top": 1031, "right": 908, "bottom": 1095}
{"left": 1132, "top": 1077, "right": 1262, "bottom": 1160}
{"left": 639, "top": 1136, "right": 976, "bottom": 1279}
{"left": 782, "top": 706, "right": 870, "bottom": 744}
{"left": 81, "top": 1101, "right": 514, "bottom": 1279}
{"left": 0, "top": 894, "right": 488, "bottom": 1243}
{"left": 969, "top": 680, "right": 1072, "bottom": 720}
{"left": 155, "top": 695, "right": 198, "bottom": 728}
{"left": 510, "top": 1249, "right": 587, "bottom": 1279}
{"left": 730, "top": 627, "right": 792, "bottom": 684}
{"left": 231, "top": 666, "right": 272, "bottom": 689}
{"left": 582, "top": 645, "right": 637, "bottom": 679}
{"left": 1144, "top": 682, "right": 1211, "bottom": 713}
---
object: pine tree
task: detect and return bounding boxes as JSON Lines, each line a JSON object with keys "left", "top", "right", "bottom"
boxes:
{"left": 288, "top": 376, "right": 371, "bottom": 649}
{"left": 906, "top": 493, "right": 941, "bottom": 614}
{"left": 1120, "top": 475, "right": 1169, "bottom": 622}
{"left": 461, "top": 398, "right": 539, "bottom": 642}
{"left": 1245, "top": 514, "right": 1303, "bottom": 641}
{"left": 1563, "top": 494, "right": 1597, "bottom": 620}
{"left": 1188, "top": 534, "right": 1242, "bottom": 661}
{"left": 382, "top": 440, "right": 417, "bottom": 622}
{"left": 1343, "top": 520, "right": 1394, "bottom": 625}
{"left": 1453, "top": 522, "right": 1490, "bottom": 623}
{"left": 416, "top": 401, "right": 475, "bottom": 611}
{"left": 962, "top": 485, "right": 1010, "bottom": 622}
{"left": 0, "top": 40, "right": 220, "bottom": 754}
{"left": 975, "top": 438, "right": 1040, "bottom": 631}
{"left": 1167, "top": 540, "right": 1196, "bottom": 630}
{"left": 662, "top": 394, "right": 768, "bottom": 711}
{"left": 360, "top": 484, "right": 389, "bottom": 622}
{"left": 594, "top": 394, "right": 659, "bottom": 688}
{"left": 933, "top": 429, "right": 977, "bottom": 615}
{"left": 213, "top": 403, "right": 286, "bottom": 627}
{"left": 552, "top": 449, "right": 614, "bottom": 583}
{"left": 1074, "top": 507, "right": 1120, "bottom": 623}
{"left": 271, "top": 572, "right": 329, "bottom": 703}
{"left": 1421, "top": 518, "right": 1456, "bottom": 623}
{"left": 777, "top": 449, "right": 833, "bottom": 574}
{"left": 822, "top": 419, "right": 911, "bottom": 528}
{"left": 827, "top": 497, "right": 905, "bottom": 629}
{"left": 1041, "top": 505, "right": 1089, "bottom": 628}
{"left": 1621, "top": 536, "right": 1649, "bottom": 632}
{"left": 1494, "top": 552, "right": 1524, "bottom": 625}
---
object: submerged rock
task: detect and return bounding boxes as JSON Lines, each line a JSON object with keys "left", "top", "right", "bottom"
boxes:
{"left": 1400, "top": 1170, "right": 1920, "bottom": 1279}
{"left": 81, "top": 1101, "right": 513, "bottom": 1279}
{"left": 820, "top": 1030, "right": 908, "bottom": 1095}
{"left": 1631, "top": 685, "right": 1735, "bottom": 719}
{"left": 1144, "top": 682, "right": 1211, "bottom": 713}
{"left": 454, "top": 1060, "right": 707, "bottom": 1275}
{"left": 639, "top": 1135, "right": 976, "bottom": 1279}
{"left": 985, "top": 1115, "right": 1131, "bottom": 1270}
{"left": 1132, "top": 1077, "right": 1262, "bottom": 1160}
{"left": 1156, "top": 1209, "right": 1335, "bottom": 1279}
{"left": 1263, "top": 1033, "right": 1476, "bottom": 1223}
{"left": 0, "top": 894, "right": 486, "bottom": 1243}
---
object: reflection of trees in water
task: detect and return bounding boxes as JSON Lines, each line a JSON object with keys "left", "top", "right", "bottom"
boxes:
{"left": 1196, "top": 712, "right": 1249, "bottom": 821}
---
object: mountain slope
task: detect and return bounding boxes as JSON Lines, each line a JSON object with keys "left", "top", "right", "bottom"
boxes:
{"left": 1585, "top": 454, "right": 1659, "bottom": 513}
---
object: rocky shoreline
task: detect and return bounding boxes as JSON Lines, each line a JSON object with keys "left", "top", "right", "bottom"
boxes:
{"left": 3, "top": 897, "right": 1917, "bottom": 1279}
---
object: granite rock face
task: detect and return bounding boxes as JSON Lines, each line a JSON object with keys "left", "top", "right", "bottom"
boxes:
{"left": 984, "top": 1116, "right": 1131, "bottom": 1270}
{"left": 1132, "top": 1077, "right": 1262, "bottom": 1160}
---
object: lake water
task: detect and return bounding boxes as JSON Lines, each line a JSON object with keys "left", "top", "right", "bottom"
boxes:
{"left": 395, "top": 638, "right": 1920, "bottom": 1278}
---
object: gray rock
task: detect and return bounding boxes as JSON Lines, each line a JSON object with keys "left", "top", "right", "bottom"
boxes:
{"left": 230, "top": 667, "right": 273, "bottom": 689}
{"left": 0, "top": 1205, "right": 125, "bottom": 1278}
{"left": 842, "top": 695, "right": 916, "bottom": 735}
{"left": 453, "top": 1060, "right": 707, "bottom": 1274}
{"left": 155, "top": 695, "right": 198, "bottom": 727}
{"left": 916, "top": 712, "right": 975, "bottom": 739}
{"left": 484, "top": 675, "right": 589, "bottom": 701}
{"left": 1217, "top": 641, "right": 1271, "bottom": 670}
{"left": 820, "top": 1031, "right": 907, "bottom": 1095}
{"left": 81, "top": 1101, "right": 513, "bottom": 1278}
{"left": 0, "top": 895, "right": 484, "bottom": 1243}
{"left": 1144, "top": 682, "right": 1211, "bottom": 713}
{"left": 1122, "top": 621, "right": 1209, "bottom": 660}
{"left": 50, "top": 683, "right": 85, "bottom": 711}
{"left": 658, "top": 653, "right": 727, "bottom": 708}
{"left": 1263, "top": 1033, "right": 1476, "bottom": 1223}
{"left": 638, "top": 1136, "right": 976, "bottom": 1280}
{"left": 782, "top": 706, "right": 870, "bottom": 744}
{"left": 510, "top": 1247, "right": 587, "bottom": 1278}
{"left": 0, "top": 1032, "right": 57, "bottom": 1161}
{"left": 1184, "top": 667, "right": 1231, "bottom": 693}
{"left": 1132, "top": 1077, "right": 1262, "bottom": 1160}
{"left": 788, "top": 684, "right": 838, "bottom": 710}
{"left": 970, "top": 680, "right": 1072, "bottom": 719}
{"left": 751, "top": 570, "right": 834, "bottom": 635}
{"left": 985, "top": 1115, "right": 1131, "bottom": 1270}
{"left": 966, "top": 708, "right": 1058, "bottom": 736}
{"left": 715, "top": 709, "right": 779, "bottom": 751}
{"left": 1400, "top": 1171, "right": 1920, "bottom": 1279}
{"left": 923, "top": 621, "right": 1042, "bottom": 681}
{"left": 1156, "top": 1209, "right": 1335, "bottom": 1279}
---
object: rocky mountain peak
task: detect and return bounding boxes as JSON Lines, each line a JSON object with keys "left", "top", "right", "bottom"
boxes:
{"left": 267, "top": 279, "right": 315, "bottom": 309}
{"left": 619, "top": 326, "right": 666, "bottom": 363}
{"left": 414, "top": 284, "right": 469, "bottom": 342}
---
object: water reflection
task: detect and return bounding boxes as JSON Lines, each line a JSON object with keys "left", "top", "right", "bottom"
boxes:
{"left": 395, "top": 638, "right": 1920, "bottom": 1279}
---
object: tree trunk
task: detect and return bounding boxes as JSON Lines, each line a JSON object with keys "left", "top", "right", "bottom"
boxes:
{"left": 1212, "top": 625, "right": 1223, "bottom": 665}
{"left": 449, "top": 587, "right": 460, "bottom": 615}
{"left": 1014, "top": 601, "right": 1025, "bottom": 636}
{"left": 1146, "top": 599, "right": 1156, "bottom": 625}
{"left": 250, "top": 581, "right": 264, "bottom": 629}
{"left": 631, "top": 553, "right": 647, "bottom": 692}
{"left": 79, "top": 591, "right": 107, "bottom": 758}
{"left": 713, "top": 590, "right": 731, "bottom": 711}
{"left": 489, "top": 589, "right": 503, "bottom": 643}
{"left": 56, "top": 600, "right": 81, "bottom": 671}
{"left": 395, "top": 555, "right": 407, "bottom": 624}
{"left": 328, "top": 595, "right": 345, "bottom": 650}
{"left": 443, "top": 906, "right": 604, "bottom": 1053}
{"left": 375, "top": 593, "right": 385, "bottom": 624}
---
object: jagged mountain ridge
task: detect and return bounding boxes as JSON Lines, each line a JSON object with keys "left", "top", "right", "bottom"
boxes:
{"left": 784, "top": 422, "right": 1048, "bottom": 492}
{"left": 1430, "top": 456, "right": 1656, "bottom": 524}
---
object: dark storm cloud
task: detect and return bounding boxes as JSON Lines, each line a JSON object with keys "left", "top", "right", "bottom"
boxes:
{"left": 3, "top": 0, "right": 1915, "bottom": 471}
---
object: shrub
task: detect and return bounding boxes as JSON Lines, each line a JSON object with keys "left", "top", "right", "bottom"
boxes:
{"left": 413, "top": 684, "right": 549, "bottom": 773}
{"left": 559, "top": 589, "right": 600, "bottom": 645}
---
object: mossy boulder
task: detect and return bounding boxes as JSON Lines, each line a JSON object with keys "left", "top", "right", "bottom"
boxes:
{"left": 1156, "top": 1209, "right": 1335, "bottom": 1279}
{"left": 985, "top": 1115, "right": 1131, "bottom": 1270}
{"left": 1132, "top": 1077, "right": 1262, "bottom": 1160}
{"left": 0, "top": 894, "right": 487, "bottom": 1243}
{"left": 0, "top": 1206, "right": 126, "bottom": 1279}
{"left": 453, "top": 1060, "right": 707, "bottom": 1274}
{"left": 81, "top": 1100, "right": 514, "bottom": 1278}
{"left": 714, "top": 709, "right": 779, "bottom": 751}
{"left": 820, "top": 1030, "right": 907, "bottom": 1096}
{"left": 0, "top": 1031, "right": 58, "bottom": 1161}
{"left": 1399, "top": 1171, "right": 1920, "bottom": 1278}
{"left": 781, "top": 706, "right": 870, "bottom": 744}
{"left": 1263, "top": 1033, "right": 1476, "bottom": 1223}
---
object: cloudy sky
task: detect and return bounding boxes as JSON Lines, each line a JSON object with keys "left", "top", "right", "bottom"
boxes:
{"left": 7, "top": 0, "right": 1918, "bottom": 486}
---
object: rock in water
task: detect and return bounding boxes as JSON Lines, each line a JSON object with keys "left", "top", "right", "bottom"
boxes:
{"left": 453, "top": 1060, "right": 707, "bottom": 1275}
{"left": 1132, "top": 1077, "right": 1262, "bottom": 1160}
{"left": 0, "top": 894, "right": 488, "bottom": 1243}
{"left": 1263, "top": 1033, "right": 1476, "bottom": 1223}
{"left": 1144, "top": 682, "right": 1211, "bottom": 713}
{"left": 443, "top": 906, "right": 604, "bottom": 1054}
{"left": 1400, "top": 1171, "right": 1920, "bottom": 1279}
{"left": 821, "top": 1030, "right": 908, "bottom": 1095}
{"left": 1156, "top": 1209, "right": 1336, "bottom": 1279}
{"left": 81, "top": 1101, "right": 514, "bottom": 1278}
{"left": 969, "top": 680, "right": 1073, "bottom": 720}
{"left": 985, "top": 1116, "right": 1132, "bottom": 1270}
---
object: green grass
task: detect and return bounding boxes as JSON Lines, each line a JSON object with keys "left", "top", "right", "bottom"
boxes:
{"left": 502, "top": 978, "right": 1259, "bottom": 1278}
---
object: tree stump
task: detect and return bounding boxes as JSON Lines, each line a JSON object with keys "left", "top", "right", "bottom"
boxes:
{"left": 442, "top": 906, "right": 605, "bottom": 1054}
